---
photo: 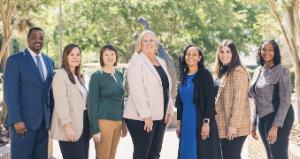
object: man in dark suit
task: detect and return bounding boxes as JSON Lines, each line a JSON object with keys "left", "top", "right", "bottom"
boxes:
{"left": 4, "top": 27, "right": 54, "bottom": 159}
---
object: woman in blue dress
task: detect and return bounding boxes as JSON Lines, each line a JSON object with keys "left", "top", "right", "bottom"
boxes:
{"left": 175, "top": 44, "right": 221, "bottom": 159}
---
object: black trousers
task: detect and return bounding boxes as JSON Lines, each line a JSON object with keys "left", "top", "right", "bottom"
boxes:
{"left": 258, "top": 106, "right": 294, "bottom": 159}
{"left": 125, "top": 119, "right": 166, "bottom": 159}
{"left": 59, "top": 110, "right": 90, "bottom": 159}
{"left": 220, "top": 136, "right": 247, "bottom": 159}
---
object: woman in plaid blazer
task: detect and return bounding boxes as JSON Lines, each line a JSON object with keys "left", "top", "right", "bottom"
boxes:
{"left": 213, "top": 40, "right": 251, "bottom": 159}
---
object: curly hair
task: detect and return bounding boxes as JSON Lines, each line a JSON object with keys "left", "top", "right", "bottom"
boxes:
{"left": 179, "top": 44, "right": 205, "bottom": 81}
{"left": 256, "top": 40, "right": 281, "bottom": 66}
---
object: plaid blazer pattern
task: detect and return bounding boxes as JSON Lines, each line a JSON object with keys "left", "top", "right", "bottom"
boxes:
{"left": 215, "top": 66, "right": 251, "bottom": 139}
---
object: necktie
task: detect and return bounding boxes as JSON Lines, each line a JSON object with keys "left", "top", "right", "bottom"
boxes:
{"left": 36, "top": 56, "right": 45, "bottom": 81}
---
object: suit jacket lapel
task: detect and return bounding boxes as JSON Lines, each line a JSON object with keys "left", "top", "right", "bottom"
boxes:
{"left": 74, "top": 82, "right": 87, "bottom": 100}
{"left": 250, "top": 66, "right": 263, "bottom": 86}
{"left": 157, "top": 58, "right": 172, "bottom": 87}
{"left": 215, "top": 75, "right": 227, "bottom": 103}
{"left": 157, "top": 58, "right": 173, "bottom": 99}
{"left": 62, "top": 69, "right": 85, "bottom": 100}
{"left": 140, "top": 53, "right": 162, "bottom": 85}
{"left": 42, "top": 54, "right": 51, "bottom": 82}
{"left": 24, "top": 49, "right": 44, "bottom": 83}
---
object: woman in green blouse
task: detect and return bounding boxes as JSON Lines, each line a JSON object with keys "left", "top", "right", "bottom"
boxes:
{"left": 88, "top": 44, "right": 126, "bottom": 159}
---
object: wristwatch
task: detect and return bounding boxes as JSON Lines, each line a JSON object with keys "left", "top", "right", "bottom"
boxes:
{"left": 203, "top": 118, "right": 210, "bottom": 124}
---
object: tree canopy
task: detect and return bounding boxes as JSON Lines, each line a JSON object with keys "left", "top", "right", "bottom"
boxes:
{"left": 1, "top": 0, "right": 277, "bottom": 66}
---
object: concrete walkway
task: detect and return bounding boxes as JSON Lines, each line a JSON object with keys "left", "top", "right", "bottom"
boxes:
{"left": 52, "top": 129, "right": 251, "bottom": 159}
{"left": 52, "top": 129, "right": 179, "bottom": 159}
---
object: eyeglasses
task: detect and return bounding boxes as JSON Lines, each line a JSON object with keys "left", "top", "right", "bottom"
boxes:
{"left": 142, "top": 39, "right": 156, "bottom": 44}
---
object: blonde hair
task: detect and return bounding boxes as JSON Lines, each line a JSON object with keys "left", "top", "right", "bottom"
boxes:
{"left": 135, "top": 30, "right": 158, "bottom": 53}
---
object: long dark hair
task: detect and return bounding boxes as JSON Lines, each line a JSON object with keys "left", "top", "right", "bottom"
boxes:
{"left": 256, "top": 40, "right": 281, "bottom": 66}
{"left": 213, "top": 40, "right": 245, "bottom": 77}
{"left": 61, "top": 43, "right": 83, "bottom": 84}
{"left": 179, "top": 44, "right": 205, "bottom": 81}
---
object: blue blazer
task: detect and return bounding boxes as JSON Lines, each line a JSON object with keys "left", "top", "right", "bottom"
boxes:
{"left": 4, "top": 49, "right": 54, "bottom": 130}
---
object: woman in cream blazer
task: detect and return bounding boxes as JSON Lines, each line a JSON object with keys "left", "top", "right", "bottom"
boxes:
{"left": 123, "top": 52, "right": 173, "bottom": 120}
{"left": 123, "top": 30, "right": 173, "bottom": 159}
{"left": 50, "top": 44, "right": 89, "bottom": 159}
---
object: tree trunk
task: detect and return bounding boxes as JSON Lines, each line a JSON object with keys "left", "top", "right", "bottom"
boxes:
{"left": 0, "top": 17, "right": 10, "bottom": 128}
{"left": 295, "top": 62, "right": 300, "bottom": 122}
{"left": 268, "top": 0, "right": 300, "bottom": 123}
{"left": 1, "top": 20, "right": 10, "bottom": 69}
{"left": 0, "top": 0, "right": 12, "bottom": 63}
{"left": 1, "top": 47, "right": 9, "bottom": 72}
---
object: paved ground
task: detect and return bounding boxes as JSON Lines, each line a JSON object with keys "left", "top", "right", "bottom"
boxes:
{"left": 49, "top": 97, "right": 298, "bottom": 159}
{"left": 52, "top": 128, "right": 251, "bottom": 159}
{"left": 52, "top": 129, "right": 179, "bottom": 159}
{"left": 12, "top": 94, "right": 300, "bottom": 159}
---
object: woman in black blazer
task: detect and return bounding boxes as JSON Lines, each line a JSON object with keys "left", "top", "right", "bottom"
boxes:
{"left": 175, "top": 44, "right": 221, "bottom": 159}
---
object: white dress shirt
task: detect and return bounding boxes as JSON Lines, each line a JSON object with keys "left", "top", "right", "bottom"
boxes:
{"left": 28, "top": 48, "right": 48, "bottom": 80}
